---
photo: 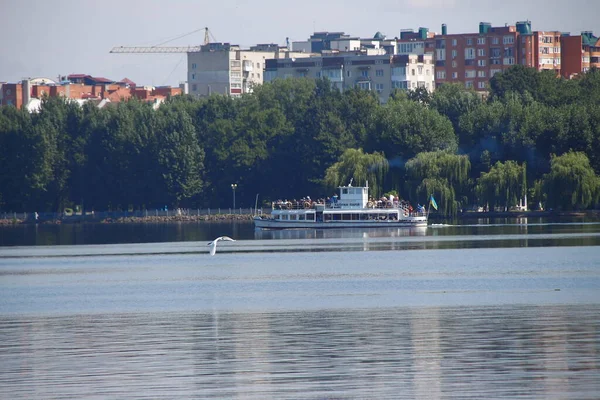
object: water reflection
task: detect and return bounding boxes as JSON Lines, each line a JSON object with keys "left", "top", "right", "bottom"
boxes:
{"left": 254, "top": 226, "right": 428, "bottom": 240}
{"left": 1, "top": 305, "right": 599, "bottom": 399}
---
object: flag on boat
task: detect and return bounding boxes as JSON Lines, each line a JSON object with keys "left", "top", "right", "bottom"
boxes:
{"left": 430, "top": 195, "right": 438, "bottom": 210}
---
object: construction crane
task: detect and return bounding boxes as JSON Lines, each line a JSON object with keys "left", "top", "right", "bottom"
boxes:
{"left": 110, "top": 27, "right": 216, "bottom": 54}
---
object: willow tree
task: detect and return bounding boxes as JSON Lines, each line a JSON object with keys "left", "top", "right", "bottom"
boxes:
{"left": 404, "top": 151, "right": 471, "bottom": 215}
{"left": 476, "top": 160, "right": 527, "bottom": 211}
{"left": 543, "top": 151, "right": 600, "bottom": 210}
{"left": 324, "top": 148, "right": 388, "bottom": 198}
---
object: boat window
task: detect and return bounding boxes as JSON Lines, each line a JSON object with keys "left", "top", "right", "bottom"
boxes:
{"left": 299, "top": 214, "right": 305, "bottom": 221}
{"left": 332, "top": 213, "right": 342, "bottom": 221}
{"left": 342, "top": 188, "right": 348, "bottom": 195}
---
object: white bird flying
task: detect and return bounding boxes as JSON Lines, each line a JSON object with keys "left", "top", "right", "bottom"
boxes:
{"left": 207, "top": 236, "right": 236, "bottom": 256}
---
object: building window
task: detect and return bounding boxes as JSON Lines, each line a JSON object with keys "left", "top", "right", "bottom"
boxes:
{"left": 465, "top": 48, "right": 475, "bottom": 59}
{"left": 478, "top": 81, "right": 486, "bottom": 89}
{"left": 503, "top": 57, "right": 515, "bottom": 65}
{"left": 503, "top": 35, "right": 514, "bottom": 44}
{"left": 477, "top": 70, "right": 486, "bottom": 77}
{"left": 411, "top": 69, "right": 415, "bottom": 76}
{"left": 256, "top": 62, "right": 260, "bottom": 68}
{"left": 436, "top": 70, "right": 446, "bottom": 79}
{"left": 492, "top": 37, "right": 499, "bottom": 45}
{"left": 452, "top": 49, "right": 457, "bottom": 58}
{"left": 452, "top": 60, "right": 457, "bottom": 68}
{"left": 477, "top": 37, "right": 486, "bottom": 45}
{"left": 466, "top": 38, "right": 473, "bottom": 45}
{"left": 490, "top": 69, "right": 502, "bottom": 76}
{"left": 465, "top": 70, "right": 476, "bottom": 78}
{"left": 375, "top": 83, "right": 384, "bottom": 93}
{"left": 392, "top": 80, "right": 408, "bottom": 89}
{"left": 191, "top": 84, "right": 197, "bottom": 91}
{"left": 418, "top": 66, "right": 423, "bottom": 74}
{"left": 477, "top": 59, "right": 486, "bottom": 67}
{"left": 231, "top": 60, "right": 241, "bottom": 67}
{"left": 347, "top": 70, "right": 351, "bottom": 77}
{"left": 477, "top": 48, "right": 486, "bottom": 57}
{"left": 465, "top": 81, "right": 473, "bottom": 88}
{"left": 192, "top": 63, "right": 197, "bottom": 69}
{"left": 356, "top": 82, "right": 370, "bottom": 90}
{"left": 452, "top": 39, "right": 457, "bottom": 46}
{"left": 376, "top": 69, "right": 384, "bottom": 77}
{"left": 452, "top": 72, "right": 458, "bottom": 79}
{"left": 191, "top": 73, "right": 196, "bottom": 80}
{"left": 361, "top": 70, "right": 369, "bottom": 77}
{"left": 391, "top": 66, "right": 406, "bottom": 76}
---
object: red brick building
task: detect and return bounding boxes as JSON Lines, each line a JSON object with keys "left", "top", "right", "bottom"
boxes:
{"left": 433, "top": 22, "right": 520, "bottom": 91}
{"left": 0, "top": 75, "right": 182, "bottom": 109}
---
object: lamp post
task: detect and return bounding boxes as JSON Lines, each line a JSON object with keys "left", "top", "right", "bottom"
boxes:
{"left": 231, "top": 183, "right": 237, "bottom": 210}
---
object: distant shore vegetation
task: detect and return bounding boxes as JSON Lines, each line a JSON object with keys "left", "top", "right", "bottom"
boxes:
{"left": 1, "top": 65, "right": 599, "bottom": 216}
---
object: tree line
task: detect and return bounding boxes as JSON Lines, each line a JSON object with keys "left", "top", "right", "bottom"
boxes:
{"left": 1, "top": 65, "right": 599, "bottom": 215}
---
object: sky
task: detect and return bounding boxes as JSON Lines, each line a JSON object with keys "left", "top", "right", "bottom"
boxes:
{"left": 1, "top": 0, "right": 598, "bottom": 87}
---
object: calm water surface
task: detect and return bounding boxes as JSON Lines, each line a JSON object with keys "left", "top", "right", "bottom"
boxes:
{"left": 1, "top": 219, "right": 599, "bottom": 399}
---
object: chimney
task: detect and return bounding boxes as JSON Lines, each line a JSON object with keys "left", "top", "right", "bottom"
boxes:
{"left": 442, "top": 24, "right": 447, "bottom": 35}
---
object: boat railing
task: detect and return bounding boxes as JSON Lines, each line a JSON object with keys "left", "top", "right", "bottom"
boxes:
{"left": 271, "top": 199, "right": 427, "bottom": 215}
{"left": 272, "top": 200, "right": 325, "bottom": 210}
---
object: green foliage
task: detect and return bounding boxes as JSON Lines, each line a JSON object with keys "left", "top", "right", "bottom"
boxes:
{"left": 542, "top": 151, "right": 600, "bottom": 210}
{"left": 324, "top": 149, "right": 388, "bottom": 198}
{"left": 430, "top": 83, "right": 482, "bottom": 134}
{"left": 368, "top": 96, "right": 457, "bottom": 160}
{"left": 405, "top": 151, "right": 471, "bottom": 215}
{"left": 1, "top": 69, "right": 600, "bottom": 213}
{"left": 476, "top": 160, "right": 527, "bottom": 211}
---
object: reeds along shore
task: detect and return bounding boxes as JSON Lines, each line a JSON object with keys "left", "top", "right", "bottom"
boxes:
{"left": 0, "top": 213, "right": 257, "bottom": 225}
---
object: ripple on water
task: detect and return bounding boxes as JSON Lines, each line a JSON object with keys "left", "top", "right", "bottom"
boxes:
{"left": 1, "top": 305, "right": 599, "bottom": 399}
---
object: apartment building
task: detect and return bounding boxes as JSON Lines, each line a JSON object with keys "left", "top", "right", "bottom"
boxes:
{"left": 264, "top": 53, "right": 434, "bottom": 102}
{"left": 432, "top": 22, "right": 522, "bottom": 91}
{"left": 187, "top": 42, "right": 311, "bottom": 98}
{"left": 516, "top": 21, "right": 562, "bottom": 75}
{"left": 396, "top": 27, "right": 435, "bottom": 55}
{"left": 561, "top": 31, "right": 600, "bottom": 78}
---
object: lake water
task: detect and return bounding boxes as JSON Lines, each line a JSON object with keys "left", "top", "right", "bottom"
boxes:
{"left": 1, "top": 219, "right": 599, "bottom": 399}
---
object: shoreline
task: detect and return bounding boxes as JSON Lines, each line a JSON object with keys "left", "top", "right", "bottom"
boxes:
{"left": 0, "top": 214, "right": 257, "bottom": 225}
{"left": 1, "top": 210, "right": 599, "bottom": 226}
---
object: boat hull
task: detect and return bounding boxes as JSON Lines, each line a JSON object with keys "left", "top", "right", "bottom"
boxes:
{"left": 253, "top": 216, "right": 428, "bottom": 230}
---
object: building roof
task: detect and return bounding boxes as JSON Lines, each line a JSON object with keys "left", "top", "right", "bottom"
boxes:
{"left": 90, "top": 76, "right": 114, "bottom": 84}
{"left": 120, "top": 78, "right": 136, "bottom": 86}
{"left": 67, "top": 74, "right": 90, "bottom": 79}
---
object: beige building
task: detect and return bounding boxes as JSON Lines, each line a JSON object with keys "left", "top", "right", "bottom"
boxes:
{"left": 264, "top": 53, "right": 434, "bottom": 103}
{"left": 187, "top": 43, "right": 311, "bottom": 97}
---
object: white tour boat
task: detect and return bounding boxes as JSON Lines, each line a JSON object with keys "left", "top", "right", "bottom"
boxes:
{"left": 253, "top": 182, "right": 429, "bottom": 230}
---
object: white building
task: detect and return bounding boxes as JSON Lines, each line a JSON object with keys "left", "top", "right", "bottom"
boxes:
{"left": 187, "top": 43, "right": 311, "bottom": 97}
{"left": 264, "top": 53, "right": 435, "bottom": 103}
